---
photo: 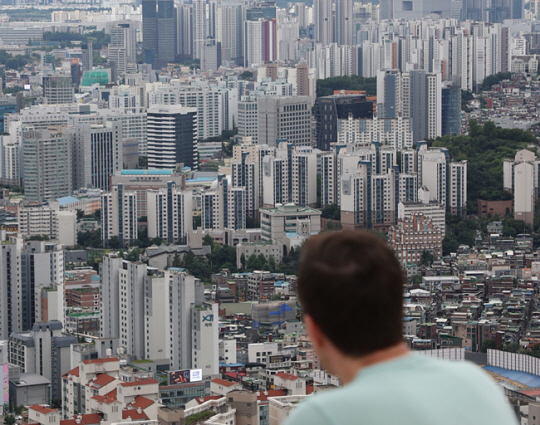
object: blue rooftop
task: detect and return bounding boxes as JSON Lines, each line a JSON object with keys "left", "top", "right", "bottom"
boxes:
{"left": 121, "top": 169, "right": 174, "bottom": 176}
{"left": 484, "top": 366, "right": 540, "bottom": 387}
{"left": 57, "top": 196, "right": 80, "bottom": 206}
{"left": 219, "top": 363, "right": 244, "bottom": 367}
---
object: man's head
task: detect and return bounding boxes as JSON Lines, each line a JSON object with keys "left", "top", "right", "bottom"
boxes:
{"left": 298, "top": 230, "right": 404, "bottom": 359}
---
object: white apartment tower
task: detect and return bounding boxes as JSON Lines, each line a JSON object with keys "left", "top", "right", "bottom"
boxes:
{"left": 336, "top": 0, "right": 353, "bottom": 46}
{"left": 100, "top": 254, "right": 123, "bottom": 340}
{"left": 147, "top": 182, "right": 193, "bottom": 244}
{"left": 192, "top": 302, "right": 219, "bottom": 376}
{"left": 119, "top": 261, "right": 147, "bottom": 360}
{"left": 504, "top": 149, "right": 539, "bottom": 227}
{"left": 314, "top": 0, "right": 333, "bottom": 46}
{"left": 101, "top": 184, "right": 138, "bottom": 246}
{"left": 231, "top": 151, "right": 259, "bottom": 217}
{"left": 202, "top": 174, "right": 247, "bottom": 230}
{"left": 216, "top": 3, "right": 243, "bottom": 64}
{"left": 262, "top": 143, "right": 317, "bottom": 208}
{"left": 169, "top": 269, "right": 204, "bottom": 370}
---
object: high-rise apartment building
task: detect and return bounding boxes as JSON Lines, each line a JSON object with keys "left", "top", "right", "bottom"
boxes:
{"left": 503, "top": 149, "right": 539, "bottom": 227}
{"left": 20, "top": 240, "right": 64, "bottom": 331}
{"left": 231, "top": 151, "right": 258, "bottom": 217}
{"left": 22, "top": 128, "right": 73, "bottom": 202}
{"left": 193, "top": 0, "right": 214, "bottom": 59}
{"left": 216, "top": 3, "right": 243, "bottom": 64}
{"left": 176, "top": 4, "right": 193, "bottom": 57}
{"left": 147, "top": 181, "right": 193, "bottom": 244}
{"left": 101, "top": 184, "right": 138, "bottom": 246}
{"left": 202, "top": 174, "right": 246, "bottom": 231}
{"left": 100, "top": 257, "right": 218, "bottom": 373}
{"left": 314, "top": 0, "right": 333, "bottom": 46}
{"left": 262, "top": 143, "right": 317, "bottom": 208}
{"left": 314, "top": 94, "right": 374, "bottom": 150}
{"left": 147, "top": 105, "right": 198, "bottom": 170}
{"left": 336, "top": 0, "right": 353, "bottom": 46}
{"left": 147, "top": 85, "right": 221, "bottom": 140}
{"left": 377, "top": 69, "right": 441, "bottom": 142}
{"left": 243, "top": 18, "right": 277, "bottom": 67}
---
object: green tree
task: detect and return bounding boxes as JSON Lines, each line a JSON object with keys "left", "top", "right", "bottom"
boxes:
{"left": 203, "top": 234, "right": 214, "bottom": 246}
{"left": 150, "top": 237, "right": 163, "bottom": 246}
{"left": 268, "top": 255, "right": 276, "bottom": 272}
{"left": 240, "top": 254, "right": 246, "bottom": 270}
{"left": 480, "top": 72, "right": 511, "bottom": 91}
{"left": 5, "top": 58, "right": 18, "bottom": 69}
{"left": 108, "top": 236, "right": 121, "bottom": 249}
{"left": 172, "top": 253, "right": 182, "bottom": 268}
{"left": 481, "top": 339, "right": 496, "bottom": 353}
{"left": 411, "top": 275, "right": 423, "bottom": 284}
{"left": 321, "top": 204, "right": 340, "bottom": 220}
{"left": 246, "top": 254, "right": 259, "bottom": 271}
{"left": 316, "top": 75, "right": 376, "bottom": 97}
{"left": 4, "top": 415, "right": 16, "bottom": 425}
{"left": 76, "top": 209, "right": 84, "bottom": 220}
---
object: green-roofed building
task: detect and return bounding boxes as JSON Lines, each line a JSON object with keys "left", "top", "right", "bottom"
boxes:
{"left": 81, "top": 69, "right": 110, "bottom": 86}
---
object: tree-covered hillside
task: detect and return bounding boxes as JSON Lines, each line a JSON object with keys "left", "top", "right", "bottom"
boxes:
{"left": 432, "top": 121, "right": 539, "bottom": 214}
{"left": 316, "top": 75, "right": 376, "bottom": 97}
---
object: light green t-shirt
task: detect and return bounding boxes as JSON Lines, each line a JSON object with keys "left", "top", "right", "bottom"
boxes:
{"left": 284, "top": 353, "right": 518, "bottom": 425}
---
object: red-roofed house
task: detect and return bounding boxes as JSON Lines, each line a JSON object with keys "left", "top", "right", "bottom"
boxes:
{"left": 62, "top": 358, "right": 159, "bottom": 425}
{"left": 273, "top": 373, "right": 305, "bottom": 395}
{"left": 29, "top": 405, "right": 62, "bottom": 425}
{"left": 60, "top": 413, "right": 103, "bottom": 425}
{"left": 210, "top": 378, "right": 243, "bottom": 396}
{"left": 62, "top": 358, "right": 121, "bottom": 419}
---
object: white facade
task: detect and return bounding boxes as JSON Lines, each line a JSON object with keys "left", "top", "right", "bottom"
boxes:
{"left": 262, "top": 143, "right": 317, "bottom": 208}
{"left": 101, "top": 184, "right": 138, "bottom": 246}
{"left": 147, "top": 83, "right": 222, "bottom": 140}
{"left": 100, "top": 254, "right": 123, "bottom": 340}
{"left": 147, "top": 184, "right": 193, "bottom": 244}
{"left": 119, "top": 261, "right": 146, "bottom": 360}
{"left": 248, "top": 342, "right": 278, "bottom": 364}
{"left": 192, "top": 302, "right": 219, "bottom": 376}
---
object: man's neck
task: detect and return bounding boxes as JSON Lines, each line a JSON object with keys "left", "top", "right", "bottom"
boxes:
{"left": 337, "top": 342, "right": 410, "bottom": 385}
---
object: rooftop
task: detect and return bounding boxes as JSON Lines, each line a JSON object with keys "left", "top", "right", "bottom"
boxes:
{"left": 120, "top": 169, "right": 173, "bottom": 176}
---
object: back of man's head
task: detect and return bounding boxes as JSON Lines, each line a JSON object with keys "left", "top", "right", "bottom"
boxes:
{"left": 298, "top": 230, "right": 405, "bottom": 357}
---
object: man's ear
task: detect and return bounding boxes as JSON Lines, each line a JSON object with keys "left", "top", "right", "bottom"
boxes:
{"left": 304, "top": 314, "right": 326, "bottom": 351}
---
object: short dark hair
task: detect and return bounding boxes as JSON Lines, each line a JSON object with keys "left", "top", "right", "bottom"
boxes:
{"left": 297, "top": 230, "right": 404, "bottom": 357}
